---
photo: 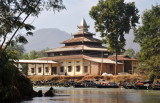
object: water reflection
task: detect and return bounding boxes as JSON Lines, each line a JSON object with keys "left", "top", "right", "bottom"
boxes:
{"left": 22, "top": 87, "right": 160, "bottom": 103}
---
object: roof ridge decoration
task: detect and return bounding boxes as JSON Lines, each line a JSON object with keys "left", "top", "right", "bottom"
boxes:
{"left": 77, "top": 18, "right": 90, "bottom": 33}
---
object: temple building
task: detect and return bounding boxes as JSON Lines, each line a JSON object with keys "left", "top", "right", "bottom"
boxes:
{"left": 17, "top": 19, "right": 138, "bottom": 76}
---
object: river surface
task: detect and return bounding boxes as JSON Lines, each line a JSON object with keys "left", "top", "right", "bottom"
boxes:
{"left": 22, "top": 86, "right": 160, "bottom": 103}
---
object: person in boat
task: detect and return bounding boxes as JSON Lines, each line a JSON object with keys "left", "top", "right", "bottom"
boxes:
{"left": 50, "top": 86, "right": 53, "bottom": 90}
{"left": 119, "top": 81, "right": 122, "bottom": 88}
{"left": 44, "top": 86, "right": 55, "bottom": 97}
{"left": 156, "top": 81, "right": 159, "bottom": 84}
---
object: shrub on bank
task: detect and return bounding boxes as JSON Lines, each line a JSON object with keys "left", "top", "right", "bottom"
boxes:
{"left": 0, "top": 51, "right": 36, "bottom": 103}
{"left": 0, "top": 68, "right": 36, "bottom": 103}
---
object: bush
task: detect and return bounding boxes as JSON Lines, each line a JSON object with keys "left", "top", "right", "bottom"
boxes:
{"left": 0, "top": 51, "right": 35, "bottom": 103}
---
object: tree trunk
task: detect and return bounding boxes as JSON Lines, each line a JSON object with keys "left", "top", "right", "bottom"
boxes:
{"left": 115, "top": 51, "right": 117, "bottom": 75}
{"left": 100, "top": 51, "right": 103, "bottom": 75}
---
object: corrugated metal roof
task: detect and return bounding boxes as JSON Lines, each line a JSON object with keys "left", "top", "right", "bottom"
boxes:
{"left": 17, "top": 60, "right": 57, "bottom": 64}
{"left": 45, "top": 45, "right": 108, "bottom": 53}
{"left": 37, "top": 55, "right": 123, "bottom": 64}
{"left": 85, "top": 58, "right": 123, "bottom": 64}
{"left": 37, "top": 55, "right": 83, "bottom": 61}
{"left": 108, "top": 55, "right": 137, "bottom": 61}
{"left": 61, "top": 37, "right": 102, "bottom": 44}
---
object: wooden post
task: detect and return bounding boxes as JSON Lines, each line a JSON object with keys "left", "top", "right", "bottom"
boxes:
{"left": 90, "top": 61, "right": 91, "bottom": 75}
{"left": 82, "top": 58, "right": 84, "bottom": 75}
{"left": 74, "top": 60, "right": 75, "bottom": 76}
{"left": 51, "top": 64, "right": 52, "bottom": 75}
{"left": 35, "top": 64, "right": 36, "bottom": 75}
{"left": 100, "top": 51, "right": 104, "bottom": 75}
{"left": 27, "top": 64, "right": 29, "bottom": 76}
{"left": 66, "top": 61, "right": 68, "bottom": 75}
{"left": 132, "top": 61, "right": 134, "bottom": 74}
{"left": 115, "top": 53, "right": 117, "bottom": 75}
{"left": 43, "top": 63, "right": 44, "bottom": 75}
{"left": 47, "top": 60, "right": 49, "bottom": 75}
{"left": 123, "top": 61, "right": 124, "bottom": 72}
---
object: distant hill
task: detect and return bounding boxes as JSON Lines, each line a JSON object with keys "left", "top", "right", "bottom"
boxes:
{"left": 24, "top": 28, "right": 140, "bottom": 53}
{"left": 24, "top": 28, "right": 71, "bottom": 52}
{"left": 124, "top": 29, "right": 140, "bottom": 53}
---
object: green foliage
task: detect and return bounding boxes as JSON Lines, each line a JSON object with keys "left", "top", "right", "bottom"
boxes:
{"left": 0, "top": 50, "right": 33, "bottom": 102}
{"left": 134, "top": 4, "right": 160, "bottom": 79}
{"left": 7, "top": 42, "right": 25, "bottom": 59}
{"left": 28, "top": 50, "right": 38, "bottom": 59}
{"left": 36, "top": 48, "right": 49, "bottom": 58}
{"left": 124, "top": 48, "right": 135, "bottom": 58}
{"left": 89, "top": 0, "right": 139, "bottom": 54}
{"left": 0, "top": 50, "right": 19, "bottom": 87}
{"left": 133, "top": 52, "right": 139, "bottom": 59}
{"left": 22, "top": 53, "right": 29, "bottom": 59}
{"left": 0, "top": 1, "right": 65, "bottom": 102}
{"left": 0, "top": 0, "right": 65, "bottom": 53}
{"left": 138, "top": 55, "right": 160, "bottom": 79}
{"left": 6, "top": 43, "right": 49, "bottom": 75}
{"left": 0, "top": 46, "right": 37, "bottom": 102}
{"left": 28, "top": 48, "right": 49, "bottom": 60}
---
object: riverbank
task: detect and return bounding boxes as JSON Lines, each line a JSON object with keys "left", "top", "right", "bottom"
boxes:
{"left": 22, "top": 87, "right": 160, "bottom": 103}
{"left": 27, "top": 74, "right": 145, "bottom": 83}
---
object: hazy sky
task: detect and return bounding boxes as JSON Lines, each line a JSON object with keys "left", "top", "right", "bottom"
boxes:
{"left": 27, "top": 0, "right": 160, "bottom": 34}
{"left": 24, "top": 0, "right": 160, "bottom": 52}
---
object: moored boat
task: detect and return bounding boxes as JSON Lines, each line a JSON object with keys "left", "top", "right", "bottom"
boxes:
{"left": 152, "top": 81, "right": 160, "bottom": 90}
{"left": 96, "top": 82, "right": 119, "bottom": 88}
{"left": 134, "top": 81, "right": 153, "bottom": 90}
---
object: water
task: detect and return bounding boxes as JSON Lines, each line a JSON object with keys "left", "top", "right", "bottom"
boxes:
{"left": 22, "top": 87, "right": 160, "bottom": 103}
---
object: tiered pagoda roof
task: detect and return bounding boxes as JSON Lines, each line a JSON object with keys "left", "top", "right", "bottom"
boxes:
{"left": 45, "top": 45, "right": 107, "bottom": 53}
{"left": 61, "top": 37, "right": 102, "bottom": 44}
{"left": 45, "top": 18, "right": 108, "bottom": 55}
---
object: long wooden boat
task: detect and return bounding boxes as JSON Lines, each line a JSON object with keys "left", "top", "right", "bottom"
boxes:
{"left": 96, "top": 84, "right": 119, "bottom": 88}
{"left": 152, "top": 83, "right": 160, "bottom": 90}
{"left": 123, "top": 85, "right": 135, "bottom": 89}
{"left": 134, "top": 81, "right": 153, "bottom": 90}
{"left": 74, "top": 84, "right": 85, "bottom": 88}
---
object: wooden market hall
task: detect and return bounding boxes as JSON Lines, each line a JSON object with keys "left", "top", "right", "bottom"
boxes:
{"left": 17, "top": 19, "right": 138, "bottom": 76}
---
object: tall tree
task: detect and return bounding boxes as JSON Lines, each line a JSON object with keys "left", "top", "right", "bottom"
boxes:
{"left": 124, "top": 48, "right": 135, "bottom": 58}
{"left": 22, "top": 52, "right": 29, "bottom": 59}
{"left": 36, "top": 48, "right": 49, "bottom": 58}
{"left": 89, "top": 0, "right": 139, "bottom": 74}
{"left": 7, "top": 42, "right": 25, "bottom": 59}
{"left": 0, "top": 0, "right": 65, "bottom": 54}
{"left": 0, "top": 1, "right": 65, "bottom": 102}
{"left": 28, "top": 50, "right": 38, "bottom": 60}
{"left": 134, "top": 4, "right": 160, "bottom": 80}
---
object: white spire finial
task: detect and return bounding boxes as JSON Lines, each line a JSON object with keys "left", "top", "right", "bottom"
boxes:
{"left": 77, "top": 18, "right": 89, "bottom": 33}
{"left": 80, "top": 18, "right": 87, "bottom": 27}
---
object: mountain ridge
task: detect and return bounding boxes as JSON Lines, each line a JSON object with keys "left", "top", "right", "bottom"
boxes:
{"left": 24, "top": 28, "right": 71, "bottom": 52}
{"left": 24, "top": 28, "right": 140, "bottom": 53}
